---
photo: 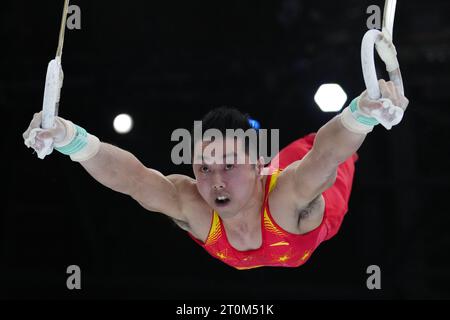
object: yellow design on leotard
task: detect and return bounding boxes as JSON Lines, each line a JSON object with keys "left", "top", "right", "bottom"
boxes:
{"left": 205, "top": 211, "right": 222, "bottom": 246}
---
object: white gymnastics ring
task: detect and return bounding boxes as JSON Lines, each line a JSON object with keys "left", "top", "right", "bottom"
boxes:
{"left": 361, "top": 0, "right": 404, "bottom": 100}
{"left": 39, "top": 0, "right": 70, "bottom": 159}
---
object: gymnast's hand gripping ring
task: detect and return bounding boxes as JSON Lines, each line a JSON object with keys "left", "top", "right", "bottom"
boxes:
{"left": 361, "top": 0, "right": 405, "bottom": 130}
{"left": 39, "top": 0, "right": 70, "bottom": 159}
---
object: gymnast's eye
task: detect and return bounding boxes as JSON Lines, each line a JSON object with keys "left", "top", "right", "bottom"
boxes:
{"left": 225, "top": 164, "right": 234, "bottom": 170}
{"left": 200, "top": 166, "right": 210, "bottom": 173}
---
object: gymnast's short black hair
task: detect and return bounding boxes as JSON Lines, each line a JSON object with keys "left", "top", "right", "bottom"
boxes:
{"left": 201, "top": 106, "right": 252, "bottom": 132}
{"left": 190, "top": 106, "right": 258, "bottom": 158}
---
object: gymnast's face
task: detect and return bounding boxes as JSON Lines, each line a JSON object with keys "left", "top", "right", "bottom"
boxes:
{"left": 193, "top": 137, "right": 261, "bottom": 218}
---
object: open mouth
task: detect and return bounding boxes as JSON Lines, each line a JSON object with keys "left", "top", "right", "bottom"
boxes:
{"left": 215, "top": 195, "right": 231, "bottom": 206}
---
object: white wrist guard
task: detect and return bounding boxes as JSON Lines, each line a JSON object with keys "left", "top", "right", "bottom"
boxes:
{"left": 340, "top": 98, "right": 379, "bottom": 134}
{"left": 54, "top": 118, "right": 101, "bottom": 162}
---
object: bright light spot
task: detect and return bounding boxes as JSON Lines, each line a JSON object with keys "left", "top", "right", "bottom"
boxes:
{"left": 314, "top": 84, "right": 348, "bottom": 112}
{"left": 113, "top": 114, "right": 133, "bottom": 134}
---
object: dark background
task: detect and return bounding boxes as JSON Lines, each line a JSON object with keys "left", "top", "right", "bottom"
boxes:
{"left": 1, "top": 0, "right": 449, "bottom": 299}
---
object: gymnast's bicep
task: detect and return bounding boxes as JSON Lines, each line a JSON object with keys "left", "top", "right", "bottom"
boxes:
{"left": 130, "top": 168, "right": 192, "bottom": 222}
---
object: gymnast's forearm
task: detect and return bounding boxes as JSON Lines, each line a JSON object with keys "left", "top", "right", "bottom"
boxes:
{"left": 22, "top": 112, "right": 147, "bottom": 195}
{"left": 313, "top": 114, "right": 366, "bottom": 165}
{"left": 79, "top": 142, "right": 145, "bottom": 196}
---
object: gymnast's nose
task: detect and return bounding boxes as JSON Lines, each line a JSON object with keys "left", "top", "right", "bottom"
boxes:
{"left": 212, "top": 174, "right": 226, "bottom": 191}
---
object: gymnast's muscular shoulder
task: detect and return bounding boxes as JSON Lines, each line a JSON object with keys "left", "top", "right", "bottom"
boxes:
{"left": 131, "top": 172, "right": 212, "bottom": 241}
{"left": 166, "top": 174, "right": 212, "bottom": 241}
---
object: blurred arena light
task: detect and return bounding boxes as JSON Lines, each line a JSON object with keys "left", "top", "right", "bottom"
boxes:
{"left": 113, "top": 113, "right": 133, "bottom": 134}
{"left": 314, "top": 83, "right": 348, "bottom": 112}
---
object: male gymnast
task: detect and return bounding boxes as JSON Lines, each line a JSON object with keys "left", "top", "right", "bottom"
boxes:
{"left": 23, "top": 80, "right": 408, "bottom": 270}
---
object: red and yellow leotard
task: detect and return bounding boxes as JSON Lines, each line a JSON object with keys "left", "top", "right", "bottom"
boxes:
{"left": 188, "top": 133, "right": 358, "bottom": 270}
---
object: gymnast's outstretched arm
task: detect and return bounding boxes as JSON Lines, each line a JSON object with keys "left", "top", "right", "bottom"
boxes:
{"left": 314, "top": 79, "right": 409, "bottom": 163}
{"left": 22, "top": 113, "right": 191, "bottom": 222}
{"left": 280, "top": 79, "right": 409, "bottom": 205}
